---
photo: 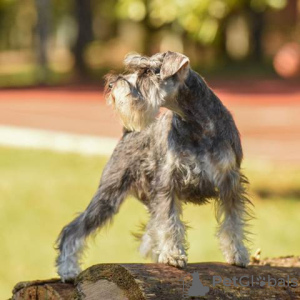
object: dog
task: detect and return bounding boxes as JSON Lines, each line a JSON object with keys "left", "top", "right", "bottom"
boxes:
{"left": 55, "top": 51, "right": 253, "bottom": 281}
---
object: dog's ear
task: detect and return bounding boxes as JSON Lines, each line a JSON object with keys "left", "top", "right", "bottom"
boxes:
{"left": 160, "top": 51, "right": 190, "bottom": 81}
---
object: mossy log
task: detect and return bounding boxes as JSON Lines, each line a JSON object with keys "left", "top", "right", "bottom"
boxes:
{"left": 12, "top": 258, "right": 300, "bottom": 299}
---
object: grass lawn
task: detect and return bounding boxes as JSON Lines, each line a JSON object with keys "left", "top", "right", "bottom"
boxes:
{"left": 0, "top": 147, "right": 299, "bottom": 299}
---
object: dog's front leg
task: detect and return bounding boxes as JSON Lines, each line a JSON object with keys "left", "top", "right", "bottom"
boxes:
{"left": 150, "top": 189, "right": 187, "bottom": 268}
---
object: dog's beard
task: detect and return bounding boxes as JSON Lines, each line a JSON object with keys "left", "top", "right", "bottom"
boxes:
{"left": 108, "top": 82, "right": 159, "bottom": 132}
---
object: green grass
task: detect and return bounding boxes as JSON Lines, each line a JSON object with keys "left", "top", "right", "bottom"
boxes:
{"left": 0, "top": 147, "right": 299, "bottom": 299}
{"left": 244, "top": 159, "right": 300, "bottom": 199}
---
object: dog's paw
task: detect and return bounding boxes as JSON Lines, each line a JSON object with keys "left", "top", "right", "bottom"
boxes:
{"left": 158, "top": 251, "right": 188, "bottom": 268}
{"left": 227, "top": 248, "right": 250, "bottom": 268}
{"left": 232, "top": 257, "right": 249, "bottom": 268}
{"left": 57, "top": 261, "right": 81, "bottom": 282}
{"left": 60, "top": 271, "right": 79, "bottom": 282}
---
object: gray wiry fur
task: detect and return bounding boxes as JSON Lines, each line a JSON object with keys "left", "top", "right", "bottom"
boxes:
{"left": 55, "top": 51, "right": 253, "bottom": 281}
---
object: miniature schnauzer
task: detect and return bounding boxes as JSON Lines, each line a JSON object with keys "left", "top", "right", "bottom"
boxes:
{"left": 55, "top": 51, "right": 252, "bottom": 281}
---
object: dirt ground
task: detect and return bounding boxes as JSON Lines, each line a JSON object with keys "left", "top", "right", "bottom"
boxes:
{"left": 0, "top": 79, "right": 299, "bottom": 162}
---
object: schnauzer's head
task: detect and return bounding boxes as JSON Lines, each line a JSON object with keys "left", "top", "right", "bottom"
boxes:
{"left": 105, "top": 51, "right": 190, "bottom": 131}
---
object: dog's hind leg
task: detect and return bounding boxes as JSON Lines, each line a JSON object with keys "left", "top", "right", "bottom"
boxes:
{"left": 215, "top": 168, "right": 252, "bottom": 267}
{"left": 55, "top": 153, "right": 132, "bottom": 281}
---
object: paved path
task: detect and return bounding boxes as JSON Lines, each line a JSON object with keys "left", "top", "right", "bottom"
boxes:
{"left": 0, "top": 80, "right": 299, "bottom": 162}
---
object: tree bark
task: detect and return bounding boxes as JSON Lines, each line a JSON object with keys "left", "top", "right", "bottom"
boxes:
{"left": 12, "top": 257, "right": 300, "bottom": 299}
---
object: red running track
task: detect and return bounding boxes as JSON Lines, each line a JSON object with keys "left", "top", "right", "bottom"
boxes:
{"left": 0, "top": 80, "right": 299, "bottom": 162}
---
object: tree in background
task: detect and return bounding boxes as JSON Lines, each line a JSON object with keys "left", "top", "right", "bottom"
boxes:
{"left": 35, "top": 0, "right": 51, "bottom": 83}
{"left": 115, "top": 0, "right": 291, "bottom": 62}
{"left": 0, "top": 0, "right": 298, "bottom": 85}
{"left": 73, "top": 0, "right": 93, "bottom": 77}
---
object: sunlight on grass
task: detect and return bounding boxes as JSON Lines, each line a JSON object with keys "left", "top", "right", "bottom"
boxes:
{"left": 244, "top": 159, "right": 300, "bottom": 198}
{"left": 0, "top": 147, "right": 299, "bottom": 299}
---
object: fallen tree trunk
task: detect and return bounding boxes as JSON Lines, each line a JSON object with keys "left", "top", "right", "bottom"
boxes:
{"left": 12, "top": 257, "right": 300, "bottom": 299}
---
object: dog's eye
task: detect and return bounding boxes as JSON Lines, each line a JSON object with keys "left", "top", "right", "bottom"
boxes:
{"left": 108, "top": 83, "right": 113, "bottom": 89}
{"left": 154, "top": 68, "right": 160, "bottom": 77}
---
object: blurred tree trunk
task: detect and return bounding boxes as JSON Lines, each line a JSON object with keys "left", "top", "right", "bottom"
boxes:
{"left": 142, "top": 0, "right": 158, "bottom": 55}
{"left": 250, "top": 10, "right": 264, "bottom": 62}
{"left": 286, "top": 0, "right": 298, "bottom": 26}
{"left": 217, "top": 12, "right": 233, "bottom": 63}
{"left": 218, "top": 18, "right": 229, "bottom": 61}
{"left": 35, "top": 0, "right": 51, "bottom": 84}
{"left": 143, "top": 24, "right": 157, "bottom": 56}
{"left": 73, "top": 0, "right": 93, "bottom": 78}
{"left": 220, "top": 8, "right": 265, "bottom": 63}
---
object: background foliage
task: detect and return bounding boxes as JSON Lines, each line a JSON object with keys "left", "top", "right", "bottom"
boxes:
{"left": 0, "top": 0, "right": 299, "bottom": 85}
